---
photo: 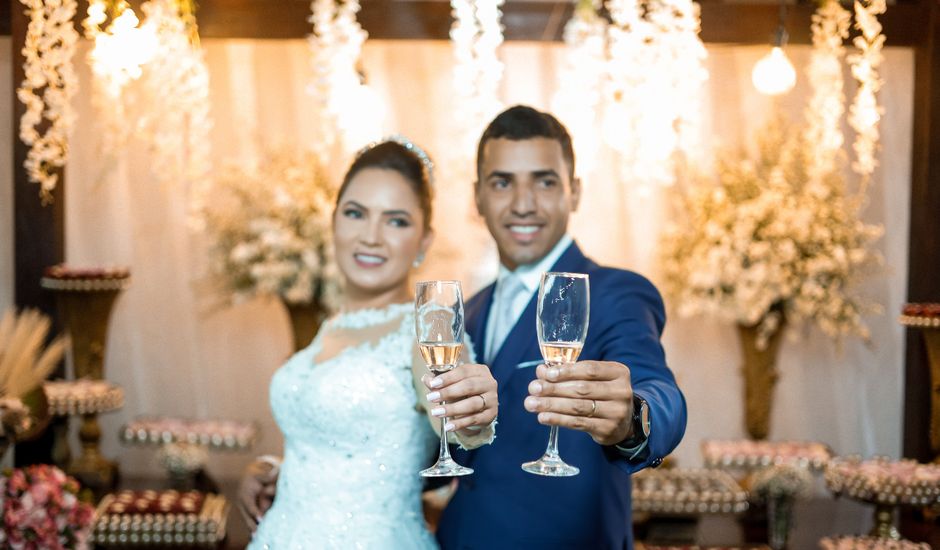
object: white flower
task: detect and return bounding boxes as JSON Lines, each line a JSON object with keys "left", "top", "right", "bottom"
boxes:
{"left": 660, "top": 118, "right": 882, "bottom": 348}
{"left": 17, "top": 0, "right": 79, "bottom": 203}
{"left": 197, "top": 148, "right": 340, "bottom": 309}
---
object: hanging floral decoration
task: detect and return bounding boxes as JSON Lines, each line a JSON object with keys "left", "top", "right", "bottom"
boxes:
{"left": 135, "top": 0, "right": 212, "bottom": 196}
{"left": 847, "top": 0, "right": 886, "bottom": 183}
{"left": 83, "top": 0, "right": 158, "bottom": 160}
{"left": 551, "top": 0, "right": 606, "bottom": 176}
{"left": 450, "top": 0, "right": 505, "bottom": 151}
{"left": 307, "top": 0, "right": 384, "bottom": 162}
{"left": 804, "top": 0, "right": 851, "bottom": 180}
{"left": 17, "top": 0, "right": 80, "bottom": 203}
{"left": 84, "top": 0, "right": 156, "bottom": 96}
{"left": 598, "top": 0, "right": 708, "bottom": 192}
{"left": 79, "top": 0, "right": 211, "bottom": 207}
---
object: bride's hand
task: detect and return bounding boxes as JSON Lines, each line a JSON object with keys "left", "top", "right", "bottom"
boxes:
{"left": 422, "top": 364, "right": 498, "bottom": 433}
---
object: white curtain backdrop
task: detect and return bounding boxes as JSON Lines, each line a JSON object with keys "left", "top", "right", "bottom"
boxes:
{"left": 1, "top": 38, "right": 913, "bottom": 478}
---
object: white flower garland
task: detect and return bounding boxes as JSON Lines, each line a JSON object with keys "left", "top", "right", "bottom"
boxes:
{"left": 805, "top": 0, "right": 851, "bottom": 179}
{"left": 308, "top": 0, "right": 382, "bottom": 162}
{"left": 450, "top": 0, "right": 505, "bottom": 151}
{"left": 551, "top": 0, "right": 606, "bottom": 175}
{"left": 847, "top": 0, "right": 886, "bottom": 182}
{"left": 17, "top": 0, "right": 79, "bottom": 203}
{"left": 604, "top": 0, "right": 707, "bottom": 193}
{"left": 136, "top": 0, "right": 212, "bottom": 200}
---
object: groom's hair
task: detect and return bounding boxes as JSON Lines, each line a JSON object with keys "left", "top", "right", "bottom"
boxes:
{"left": 476, "top": 105, "right": 576, "bottom": 181}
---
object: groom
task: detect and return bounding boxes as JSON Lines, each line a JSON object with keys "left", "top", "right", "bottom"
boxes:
{"left": 424, "top": 105, "right": 686, "bottom": 549}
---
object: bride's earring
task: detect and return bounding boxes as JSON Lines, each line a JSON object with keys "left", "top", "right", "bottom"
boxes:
{"left": 413, "top": 253, "right": 425, "bottom": 268}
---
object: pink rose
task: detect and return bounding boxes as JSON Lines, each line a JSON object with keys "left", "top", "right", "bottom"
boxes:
{"left": 27, "top": 479, "right": 51, "bottom": 506}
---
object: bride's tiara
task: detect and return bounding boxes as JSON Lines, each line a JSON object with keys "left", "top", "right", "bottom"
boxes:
{"left": 356, "top": 135, "right": 435, "bottom": 187}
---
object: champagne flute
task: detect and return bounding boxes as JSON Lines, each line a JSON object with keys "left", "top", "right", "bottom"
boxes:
{"left": 522, "top": 272, "right": 590, "bottom": 477}
{"left": 415, "top": 280, "right": 474, "bottom": 477}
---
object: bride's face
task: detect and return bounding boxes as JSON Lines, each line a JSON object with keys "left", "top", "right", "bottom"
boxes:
{"left": 333, "top": 167, "right": 432, "bottom": 298}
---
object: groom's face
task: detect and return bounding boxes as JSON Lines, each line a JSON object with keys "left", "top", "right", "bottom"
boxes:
{"left": 475, "top": 137, "right": 581, "bottom": 271}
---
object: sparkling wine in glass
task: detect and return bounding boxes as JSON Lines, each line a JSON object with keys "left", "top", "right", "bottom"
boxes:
{"left": 415, "top": 280, "right": 473, "bottom": 477}
{"left": 522, "top": 272, "right": 589, "bottom": 477}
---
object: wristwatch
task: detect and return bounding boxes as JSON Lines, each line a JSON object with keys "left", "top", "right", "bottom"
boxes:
{"left": 615, "top": 395, "right": 650, "bottom": 459}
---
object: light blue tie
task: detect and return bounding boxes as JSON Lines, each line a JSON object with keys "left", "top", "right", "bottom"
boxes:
{"left": 486, "top": 275, "right": 525, "bottom": 364}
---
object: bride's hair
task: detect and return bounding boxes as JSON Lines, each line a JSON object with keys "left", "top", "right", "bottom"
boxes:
{"left": 336, "top": 140, "right": 434, "bottom": 231}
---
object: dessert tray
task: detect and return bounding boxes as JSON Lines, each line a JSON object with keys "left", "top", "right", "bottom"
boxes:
{"left": 91, "top": 490, "right": 228, "bottom": 547}
{"left": 43, "top": 380, "right": 125, "bottom": 416}
{"left": 120, "top": 417, "right": 258, "bottom": 451}
{"left": 632, "top": 468, "right": 749, "bottom": 515}
{"left": 702, "top": 439, "right": 831, "bottom": 472}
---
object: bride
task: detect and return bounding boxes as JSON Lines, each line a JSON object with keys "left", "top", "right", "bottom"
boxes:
{"left": 247, "top": 137, "right": 498, "bottom": 549}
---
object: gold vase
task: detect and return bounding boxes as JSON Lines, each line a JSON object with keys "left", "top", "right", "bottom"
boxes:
{"left": 922, "top": 328, "right": 940, "bottom": 460}
{"left": 282, "top": 299, "right": 323, "bottom": 352}
{"left": 737, "top": 319, "right": 786, "bottom": 440}
{"left": 42, "top": 276, "right": 128, "bottom": 495}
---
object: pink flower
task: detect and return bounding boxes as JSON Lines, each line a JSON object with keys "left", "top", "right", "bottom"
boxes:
{"left": 0, "top": 465, "right": 94, "bottom": 548}
{"left": 28, "top": 478, "right": 51, "bottom": 506}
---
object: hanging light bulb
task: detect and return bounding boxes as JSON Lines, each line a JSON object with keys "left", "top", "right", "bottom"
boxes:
{"left": 752, "top": 4, "right": 797, "bottom": 96}
{"left": 752, "top": 47, "right": 797, "bottom": 95}
{"left": 86, "top": 0, "right": 158, "bottom": 96}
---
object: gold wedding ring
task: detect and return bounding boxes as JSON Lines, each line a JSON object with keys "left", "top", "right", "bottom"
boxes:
{"left": 479, "top": 394, "right": 487, "bottom": 409}
{"left": 588, "top": 399, "right": 597, "bottom": 418}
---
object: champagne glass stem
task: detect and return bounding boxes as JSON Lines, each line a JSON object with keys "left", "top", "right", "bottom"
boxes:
{"left": 544, "top": 425, "right": 561, "bottom": 459}
{"left": 438, "top": 403, "right": 453, "bottom": 462}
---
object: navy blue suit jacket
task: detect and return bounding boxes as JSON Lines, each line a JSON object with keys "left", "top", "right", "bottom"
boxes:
{"left": 436, "top": 242, "right": 687, "bottom": 550}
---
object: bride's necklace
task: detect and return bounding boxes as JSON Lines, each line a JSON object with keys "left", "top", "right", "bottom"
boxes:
{"left": 327, "top": 302, "right": 412, "bottom": 330}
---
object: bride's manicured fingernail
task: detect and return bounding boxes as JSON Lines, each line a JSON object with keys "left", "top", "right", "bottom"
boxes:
{"left": 444, "top": 422, "right": 455, "bottom": 432}
{"left": 431, "top": 407, "right": 445, "bottom": 417}
{"left": 426, "top": 391, "right": 441, "bottom": 402}
{"left": 429, "top": 377, "right": 443, "bottom": 388}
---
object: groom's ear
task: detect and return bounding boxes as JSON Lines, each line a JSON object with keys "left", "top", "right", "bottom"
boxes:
{"left": 569, "top": 176, "right": 582, "bottom": 212}
{"left": 473, "top": 180, "right": 484, "bottom": 216}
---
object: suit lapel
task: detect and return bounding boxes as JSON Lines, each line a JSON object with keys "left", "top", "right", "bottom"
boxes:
{"left": 466, "top": 282, "right": 495, "bottom": 363}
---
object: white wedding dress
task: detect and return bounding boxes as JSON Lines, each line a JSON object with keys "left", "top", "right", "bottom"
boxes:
{"left": 249, "top": 302, "right": 489, "bottom": 550}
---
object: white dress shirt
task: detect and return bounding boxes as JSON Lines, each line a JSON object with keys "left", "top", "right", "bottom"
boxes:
{"left": 484, "top": 234, "right": 574, "bottom": 362}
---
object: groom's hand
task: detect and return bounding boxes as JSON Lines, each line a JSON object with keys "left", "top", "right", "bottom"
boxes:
{"left": 525, "top": 360, "right": 635, "bottom": 446}
{"left": 423, "top": 363, "right": 498, "bottom": 433}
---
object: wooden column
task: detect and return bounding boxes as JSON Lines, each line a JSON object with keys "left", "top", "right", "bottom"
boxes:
{"left": 904, "top": 0, "right": 940, "bottom": 463}
{"left": 11, "top": 0, "right": 66, "bottom": 466}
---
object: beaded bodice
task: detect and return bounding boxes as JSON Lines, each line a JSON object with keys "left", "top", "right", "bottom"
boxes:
{"left": 249, "top": 303, "right": 439, "bottom": 549}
